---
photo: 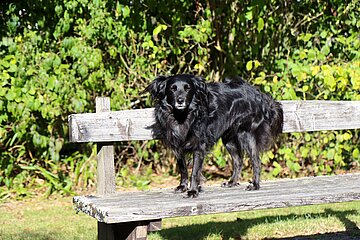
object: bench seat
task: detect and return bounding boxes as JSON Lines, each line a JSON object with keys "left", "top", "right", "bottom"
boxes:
{"left": 74, "top": 173, "right": 360, "bottom": 224}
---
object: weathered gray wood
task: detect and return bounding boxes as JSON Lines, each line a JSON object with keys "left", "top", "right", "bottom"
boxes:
{"left": 68, "top": 108, "right": 155, "bottom": 142}
{"left": 147, "top": 220, "right": 162, "bottom": 232}
{"left": 73, "top": 173, "right": 360, "bottom": 224}
{"left": 96, "top": 97, "right": 116, "bottom": 195}
{"left": 68, "top": 101, "right": 360, "bottom": 142}
{"left": 281, "top": 100, "right": 360, "bottom": 133}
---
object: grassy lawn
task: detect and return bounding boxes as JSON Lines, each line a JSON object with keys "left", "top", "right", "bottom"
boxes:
{"left": 0, "top": 197, "right": 97, "bottom": 240}
{"left": 0, "top": 198, "right": 359, "bottom": 240}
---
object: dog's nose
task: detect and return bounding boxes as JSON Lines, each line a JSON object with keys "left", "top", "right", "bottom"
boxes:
{"left": 177, "top": 98, "right": 184, "bottom": 104}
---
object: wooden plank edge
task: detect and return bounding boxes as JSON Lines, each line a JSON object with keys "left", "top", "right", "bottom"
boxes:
{"left": 75, "top": 193, "right": 360, "bottom": 224}
{"left": 68, "top": 114, "right": 79, "bottom": 142}
{"left": 73, "top": 195, "right": 109, "bottom": 222}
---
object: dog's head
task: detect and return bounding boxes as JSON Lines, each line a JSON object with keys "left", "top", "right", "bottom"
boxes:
{"left": 145, "top": 74, "right": 208, "bottom": 111}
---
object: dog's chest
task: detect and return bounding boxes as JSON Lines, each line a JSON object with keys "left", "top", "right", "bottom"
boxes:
{"left": 171, "top": 125, "right": 200, "bottom": 151}
{"left": 163, "top": 116, "right": 196, "bottom": 146}
{"left": 171, "top": 121, "right": 192, "bottom": 141}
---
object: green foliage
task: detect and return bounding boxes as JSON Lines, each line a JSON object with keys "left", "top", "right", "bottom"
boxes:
{"left": 263, "top": 130, "right": 360, "bottom": 179}
{"left": 118, "top": 165, "right": 153, "bottom": 190}
{"left": 0, "top": 0, "right": 359, "bottom": 198}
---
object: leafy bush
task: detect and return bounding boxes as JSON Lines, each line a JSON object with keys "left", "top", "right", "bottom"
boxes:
{"left": 0, "top": 0, "right": 359, "bottom": 199}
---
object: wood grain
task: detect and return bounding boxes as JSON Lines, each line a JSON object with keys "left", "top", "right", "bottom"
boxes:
{"left": 68, "top": 101, "right": 360, "bottom": 143}
{"left": 73, "top": 173, "right": 360, "bottom": 224}
{"left": 281, "top": 100, "right": 360, "bottom": 133}
{"left": 96, "top": 97, "right": 116, "bottom": 195}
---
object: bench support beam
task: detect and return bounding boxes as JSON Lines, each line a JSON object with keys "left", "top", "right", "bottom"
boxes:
{"left": 96, "top": 97, "right": 116, "bottom": 195}
{"left": 98, "top": 219, "right": 162, "bottom": 240}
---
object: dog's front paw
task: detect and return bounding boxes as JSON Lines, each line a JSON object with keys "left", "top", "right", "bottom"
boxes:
{"left": 187, "top": 190, "right": 199, "bottom": 198}
{"left": 175, "top": 184, "right": 188, "bottom": 193}
{"left": 245, "top": 181, "right": 260, "bottom": 191}
{"left": 221, "top": 181, "right": 240, "bottom": 188}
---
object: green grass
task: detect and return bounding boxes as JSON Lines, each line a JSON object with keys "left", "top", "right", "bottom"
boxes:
{"left": 0, "top": 198, "right": 97, "bottom": 240}
{"left": 0, "top": 198, "right": 359, "bottom": 240}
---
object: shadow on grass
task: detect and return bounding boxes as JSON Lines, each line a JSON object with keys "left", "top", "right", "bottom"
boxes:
{"left": 156, "top": 209, "right": 360, "bottom": 240}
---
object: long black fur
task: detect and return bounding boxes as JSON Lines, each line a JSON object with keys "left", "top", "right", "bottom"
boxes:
{"left": 145, "top": 74, "right": 283, "bottom": 197}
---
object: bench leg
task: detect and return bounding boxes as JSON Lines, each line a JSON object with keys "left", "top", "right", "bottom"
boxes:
{"left": 98, "top": 219, "right": 162, "bottom": 240}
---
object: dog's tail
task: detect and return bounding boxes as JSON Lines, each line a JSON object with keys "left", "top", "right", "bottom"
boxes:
{"left": 269, "top": 100, "right": 284, "bottom": 137}
{"left": 255, "top": 95, "right": 283, "bottom": 152}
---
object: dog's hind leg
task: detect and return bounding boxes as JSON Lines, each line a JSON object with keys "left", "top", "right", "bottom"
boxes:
{"left": 221, "top": 137, "right": 243, "bottom": 188}
{"left": 175, "top": 152, "right": 188, "bottom": 193}
{"left": 244, "top": 134, "right": 261, "bottom": 191}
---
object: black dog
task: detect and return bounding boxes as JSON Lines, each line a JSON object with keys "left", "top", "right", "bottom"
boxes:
{"left": 145, "top": 74, "right": 283, "bottom": 197}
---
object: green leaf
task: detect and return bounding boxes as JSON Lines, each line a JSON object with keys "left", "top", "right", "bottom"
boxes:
{"left": 302, "top": 85, "right": 309, "bottom": 92}
{"left": 304, "top": 33, "right": 312, "bottom": 41}
{"left": 245, "top": 11, "right": 253, "bottom": 20}
{"left": 300, "top": 147, "right": 309, "bottom": 158}
{"left": 153, "top": 24, "right": 167, "bottom": 36}
{"left": 257, "top": 18, "right": 264, "bottom": 32}
{"left": 264, "top": 85, "right": 271, "bottom": 92}
{"left": 299, "top": 51, "right": 307, "bottom": 60}
{"left": 321, "top": 45, "right": 330, "bottom": 56}
{"left": 283, "top": 88, "right": 297, "bottom": 100}
{"left": 267, "top": 151, "right": 274, "bottom": 159}
{"left": 307, "top": 49, "right": 317, "bottom": 60}
{"left": 253, "top": 60, "right": 261, "bottom": 69}
{"left": 343, "top": 132, "right": 352, "bottom": 141}
{"left": 334, "top": 154, "right": 343, "bottom": 165}
{"left": 353, "top": 148, "right": 359, "bottom": 159}
{"left": 5, "top": 91, "right": 15, "bottom": 101}
{"left": 324, "top": 75, "right": 336, "bottom": 91}
{"left": 246, "top": 61, "right": 253, "bottom": 71}
{"left": 47, "top": 76, "right": 56, "bottom": 89}
{"left": 293, "top": 163, "right": 301, "bottom": 172}
{"left": 122, "top": 6, "right": 130, "bottom": 18}
{"left": 320, "top": 30, "right": 328, "bottom": 39}
{"left": 272, "top": 161, "right": 282, "bottom": 177}
{"left": 326, "top": 149, "right": 335, "bottom": 159}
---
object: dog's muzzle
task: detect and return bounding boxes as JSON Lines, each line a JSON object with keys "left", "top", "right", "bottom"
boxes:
{"left": 175, "top": 98, "right": 186, "bottom": 110}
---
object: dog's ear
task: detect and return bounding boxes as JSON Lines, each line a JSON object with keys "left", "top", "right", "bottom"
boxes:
{"left": 191, "top": 76, "right": 208, "bottom": 104}
{"left": 143, "top": 76, "right": 168, "bottom": 101}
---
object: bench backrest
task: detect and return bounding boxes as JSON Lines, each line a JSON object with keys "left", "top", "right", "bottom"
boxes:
{"left": 68, "top": 98, "right": 360, "bottom": 194}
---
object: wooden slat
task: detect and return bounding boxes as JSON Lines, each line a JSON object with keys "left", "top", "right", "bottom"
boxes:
{"left": 281, "top": 100, "right": 360, "bottom": 133}
{"left": 68, "top": 108, "right": 155, "bottom": 142}
{"left": 73, "top": 174, "right": 360, "bottom": 224}
{"left": 68, "top": 101, "right": 360, "bottom": 142}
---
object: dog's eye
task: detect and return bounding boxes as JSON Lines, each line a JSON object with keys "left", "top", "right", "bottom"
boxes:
{"left": 184, "top": 84, "right": 190, "bottom": 91}
{"left": 170, "top": 85, "right": 177, "bottom": 91}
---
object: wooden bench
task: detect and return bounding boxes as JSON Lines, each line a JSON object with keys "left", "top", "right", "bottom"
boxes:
{"left": 69, "top": 98, "right": 360, "bottom": 240}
